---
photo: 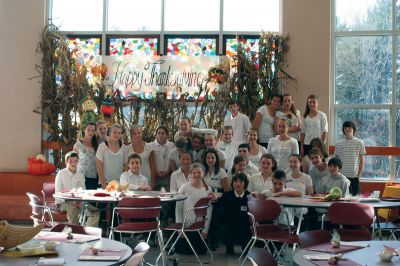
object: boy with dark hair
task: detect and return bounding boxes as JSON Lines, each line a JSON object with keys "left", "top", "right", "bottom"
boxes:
{"left": 224, "top": 100, "right": 252, "bottom": 144}
{"left": 320, "top": 157, "right": 351, "bottom": 197}
{"left": 237, "top": 143, "right": 259, "bottom": 176}
{"left": 334, "top": 121, "right": 366, "bottom": 195}
{"left": 221, "top": 173, "right": 251, "bottom": 255}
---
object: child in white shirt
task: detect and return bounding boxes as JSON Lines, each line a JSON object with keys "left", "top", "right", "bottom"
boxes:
{"left": 120, "top": 154, "right": 151, "bottom": 191}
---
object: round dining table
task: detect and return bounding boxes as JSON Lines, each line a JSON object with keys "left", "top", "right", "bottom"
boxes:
{"left": 0, "top": 236, "right": 132, "bottom": 266}
{"left": 271, "top": 196, "right": 400, "bottom": 238}
{"left": 294, "top": 240, "right": 400, "bottom": 266}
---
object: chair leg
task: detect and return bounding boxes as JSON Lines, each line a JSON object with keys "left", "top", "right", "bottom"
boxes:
{"left": 156, "top": 231, "right": 177, "bottom": 264}
{"left": 240, "top": 237, "right": 257, "bottom": 266}
{"left": 109, "top": 229, "right": 113, "bottom": 239}
{"left": 238, "top": 237, "right": 254, "bottom": 264}
{"left": 197, "top": 231, "right": 213, "bottom": 264}
{"left": 182, "top": 231, "right": 202, "bottom": 266}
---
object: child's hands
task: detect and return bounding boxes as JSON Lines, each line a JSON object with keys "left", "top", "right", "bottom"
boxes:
{"left": 208, "top": 192, "right": 217, "bottom": 201}
{"left": 250, "top": 192, "right": 259, "bottom": 198}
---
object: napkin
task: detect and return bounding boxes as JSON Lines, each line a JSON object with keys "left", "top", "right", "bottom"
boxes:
{"left": 340, "top": 241, "right": 369, "bottom": 248}
{"left": 304, "top": 254, "right": 332, "bottom": 260}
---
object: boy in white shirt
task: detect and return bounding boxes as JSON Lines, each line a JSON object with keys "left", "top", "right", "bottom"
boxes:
{"left": 55, "top": 151, "right": 100, "bottom": 226}
{"left": 237, "top": 144, "right": 259, "bottom": 176}
{"left": 120, "top": 154, "right": 151, "bottom": 191}
{"left": 217, "top": 126, "right": 238, "bottom": 171}
{"left": 224, "top": 100, "right": 252, "bottom": 144}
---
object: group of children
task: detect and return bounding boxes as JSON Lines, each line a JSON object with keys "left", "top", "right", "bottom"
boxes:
{"left": 54, "top": 93, "right": 366, "bottom": 255}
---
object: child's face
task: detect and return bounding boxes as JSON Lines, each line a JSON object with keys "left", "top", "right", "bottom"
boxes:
{"left": 238, "top": 148, "right": 249, "bottom": 160}
{"left": 289, "top": 156, "right": 301, "bottom": 171}
{"left": 109, "top": 128, "right": 122, "bottom": 141}
{"left": 66, "top": 157, "right": 78, "bottom": 172}
{"left": 283, "top": 95, "right": 293, "bottom": 109}
{"left": 233, "top": 179, "right": 245, "bottom": 194}
{"left": 129, "top": 159, "right": 141, "bottom": 174}
{"left": 271, "top": 96, "right": 282, "bottom": 110}
{"left": 84, "top": 124, "right": 96, "bottom": 138}
{"left": 206, "top": 152, "right": 216, "bottom": 167}
{"left": 97, "top": 123, "right": 107, "bottom": 137}
{"left": 328, "top": 164, "right": 340, "bottom": 175}
{"left": 343, "top": 127, "right": 354, "bottom": 138}
{"left": 130, "top": 128, "right": 142, "bottom": 142}
{"left": 179, "top": 119, "right": 191, "bottom": 133}
{"left": 192, "top": 137, "right": 203, "bottom": 151}
{"left": 179, "top": 153, "right": 192, "bottom": 167}
{"left": 260, "top": 158, "right": 273, "bottom": 172}
{"left": 310, "top": 154, "right": 322, "bottom": 165}
{"left": 272, "top": 179, "right": 285, "bottom": 192}
{"left": 277, "top": 120, "right": 289, "bottom": 135}
{"left": 228, "top": 104, "right": 239, "bottom": 115}
{"left": 204, "top": 135, "right": 216, "bottom": 148}
{"left": 156, "top": 128, "right": 167, "bottom": 144}
{"left": 222, "top": 129, "right": 233, "bottom": 142}
{"left": 235, "top": 161, "right": 246, "bottom": 173}
{"left": 190, "top": 167, "right": 204, "bottom": 180}
{"left": 308, "top": 98, "right": 318, "bottom": 111}
{"left": 247, "top": 130, "right": 258, "bottom": 142}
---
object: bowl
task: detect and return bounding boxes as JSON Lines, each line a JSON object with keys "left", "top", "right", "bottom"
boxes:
{"left": 18, "top": 242, "right": 42, "bottom": 255}
{"left": 42, "top": 241, "right": 56, "bottom": 251}
{"left": 378, "top": 251, "right": 393, "bottom": 262}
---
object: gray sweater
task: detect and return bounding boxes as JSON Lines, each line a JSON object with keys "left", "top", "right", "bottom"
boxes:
{"left": 320, "top": 173, "right": 350, "bottom": 197}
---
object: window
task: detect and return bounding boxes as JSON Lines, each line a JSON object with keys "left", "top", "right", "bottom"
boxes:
{"left": 332, "top": 0, "right": 399, "bottom": 179}
{"left": 107, "top": 37, "right": 159, "bottom": 56}
{"left": 165, "top": 36, "right": 217, "bottom": 56}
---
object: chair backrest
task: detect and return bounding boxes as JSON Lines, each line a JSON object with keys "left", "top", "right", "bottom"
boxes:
{"left": 248, "top": 199, "right": 282, "bottom": 223}
{"left": 42, "top": 182, "right": 56, "bottom": 203}
{"left": 124, "top": 241, "right": 150, "bottom": 266}
{"left": 328, "top": 202, "right": 374, "bottom": 227}
{"left": 247, "top": 248, "right": 277, "bottom": 266}
{"left": 117, "top": 197, "right": 161, "bottom": 220}
{"left": 193, "top": 197, "right": 211, "bottom": 218}
{"left": 50, "top": 223, "right": 102, "bottom": 237}
{"left": 298, "top": 230, "right": 332, "bottom": 248}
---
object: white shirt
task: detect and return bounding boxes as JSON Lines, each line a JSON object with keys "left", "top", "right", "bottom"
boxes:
{"left": 150, "top": 140, "right": 175, "bottom": 173}
{"left": 256, "top": 105, "right": 276, "bottom": 143}
{"left": 170, "top": 168, "right": 190, "bottom": 192}
{"left": 73, "top": 141, "right": 97, "bottom": 179}
{"left": 55, "top": 168, "right": 86, "bottom": 204}
{"left": 204, "top": 168, "right": 228, "bottom": 190}
{"left": 96, "top": 142, "right": 127, "bottom": 183}
{"left": 286, "top": 173, "right": 313, "bottom": 196}
{"left": 120, "top": 170, "right": 148, "bottom": 191}
{"left": 176, "top": 183, "right": 213, "bottom": 233}
{"left": 217, "top": 140, "right": 238, "bottom": 171}
{"left": 249, "top": 145, "right": 268, "bottom": 169}
{"left": 248, "top": 172, "right": 273, "bottom": 193}
{"left": 266, "top": 136, "right": 299, "bottom": 172}
{"left": 224, "top": 112, "right": 252, "bottom": 144}
{"left": 245, "top": 161, "right": 260, "bottom": 177}
{"left": 301, "top": 111, "right": 328, "bottom": 145}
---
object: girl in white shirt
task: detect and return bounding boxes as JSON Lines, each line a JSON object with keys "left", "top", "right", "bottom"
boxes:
{"left": 266, "top": 119, "right": 299, "bottom": 173}
{"left": 248, "top": 154, "right": 277, "bottom": 193}
{"left": 300, "top": 94, "right": 328, "bottom": 156}
{"left": 203, "top": 148, "right": 230, "bottom": 193}
{"left": 286, "top": 154, "right": 313, "bottom": 195}
{"left": 276, "top": 94, "right": 302, "bottom": 145}
{"left": 252, "top": 94, "right": 282, "bottom": 148}
{"left": 247, "top": 128, "right": 267, "bottom": 168}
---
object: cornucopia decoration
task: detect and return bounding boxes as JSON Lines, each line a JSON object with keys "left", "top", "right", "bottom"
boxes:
{"left": 0, "top": 220, "right": 44, "bottom": 249}
{"left": 105, "top": 180, "right": 129, "bottom": 192}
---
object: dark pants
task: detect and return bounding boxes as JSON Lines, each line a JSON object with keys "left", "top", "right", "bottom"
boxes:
{"left": 85, "top": 177, "right": 99, "bottom": 190}
{"left": 348, "top": 177, "right": 360, "bottom": 196}
{"left": 303, "top": 144, "right": 311, "bottom": 156}
{"left": 221, "top": 224, "right": 251, "bottom": 252}
{"left": 208, "top": 200, "right": 223, "bottom": 248}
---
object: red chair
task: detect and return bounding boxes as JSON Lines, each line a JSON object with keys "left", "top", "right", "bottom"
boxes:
{"left": 109, "top": 197, "right": 162, "bottom": 260}
{"left": 239, "top": 199, "right": 299, "bottom": 265}
{"left": 26, "top": 192, "right": 54, "bottom": 227}
{"left": 247, "top": 248, "right": 277, "bottom": 266}
{"left": 41, "top": 182, "right": 68, "bottom": 222}
{"left": 298, "top": 229, "right": 332, "bottom": 248}
{"left": 124, "top": 241, "right": 150, "bottom": 266}
{"left": 327, "top": 202, "right": 375, "bottom": 241}
{"left": 50, "top": 223, "right": 102, "bottom": 237}
{"left": 156, "top": 197, "right": 213, "bottom": 265}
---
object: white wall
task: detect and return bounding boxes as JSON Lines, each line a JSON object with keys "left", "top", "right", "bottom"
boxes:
{"left": 0, "top": 0, "right": 330, "bottom": 171}
{"left": 0, "top": 0, "right": 45, "bottom": 171}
